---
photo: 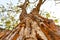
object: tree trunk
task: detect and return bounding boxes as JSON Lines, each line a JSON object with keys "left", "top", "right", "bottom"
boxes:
{"left": 0, "top": 0, "right": 60, "bottom": 40}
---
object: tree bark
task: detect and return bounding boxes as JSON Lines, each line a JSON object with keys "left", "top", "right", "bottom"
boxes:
{"left": 0, "top": 0, "right": 60, "bottom": 40}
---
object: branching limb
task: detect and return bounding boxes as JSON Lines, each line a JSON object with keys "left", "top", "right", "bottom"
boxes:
{"left": 18, "top": 0, "right": 30, "bottom": 21}
{"left": 42, "top": 0, "right": 46, "bottom": 4}
{"left": 31, "top": 0, "right": 46, "bottom": 15}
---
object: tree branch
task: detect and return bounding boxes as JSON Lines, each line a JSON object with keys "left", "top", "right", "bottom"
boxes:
{"left": 36, "top": 0, "right": 46, "bottom": 13}
{"left": 18, "top": 0, "right": 29, "bottom": 21}
{"left": 31, "top": 0, "right": 46, "bottom": 15}
{"left": 42, "top": 0, "right": 46, "bottom": 4}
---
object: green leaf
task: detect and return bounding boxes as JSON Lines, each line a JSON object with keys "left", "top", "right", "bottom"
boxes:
{"left": 9, "top": 27, "right": 13, "bottom": 30}
{"left": 46, "top": 13, "right": 50, "bottom": 18}
{"left": 54, "top": 19, "right": 58, "bottom": 23}
{"left": 10, "top": 16, "right": 15, "bottom": 21}
{"left": 5, "top": 20, "right": 11, "bottom": 26}
{"left": 1, "top": 17, "right": 5, "bottom": 21}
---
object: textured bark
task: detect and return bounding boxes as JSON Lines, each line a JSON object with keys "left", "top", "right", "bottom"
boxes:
{"left": 0, "top": 0, "right": 60, "bottom": 40}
